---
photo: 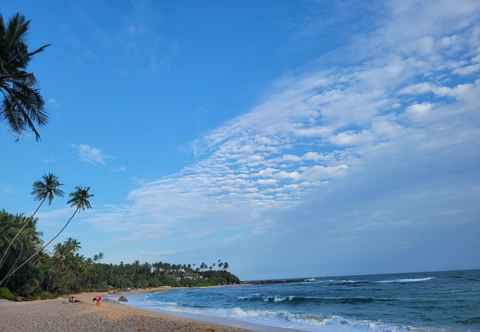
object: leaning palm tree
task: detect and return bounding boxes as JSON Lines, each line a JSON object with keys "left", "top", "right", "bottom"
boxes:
{"left": 0, "top": 173, "right": 63, "bottom": 269}
{"left": 0, "top": 13, "right": 50, "bottom": 140}
{"left": 0, "top": 186, "right": 93, "bottom": 286}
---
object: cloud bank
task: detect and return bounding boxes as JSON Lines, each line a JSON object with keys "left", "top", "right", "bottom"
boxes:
{"left": 79, "top": 0, "right": 480, "bottom": 276}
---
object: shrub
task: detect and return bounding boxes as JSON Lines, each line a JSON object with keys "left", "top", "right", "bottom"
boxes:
{"left": 0, "top": 287, "right": 15, "bottom": 301}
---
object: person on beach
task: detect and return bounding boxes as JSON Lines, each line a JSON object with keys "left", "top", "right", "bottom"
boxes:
{"left": 92, "top": 295, "right": 102, "bottom": 306}
{"left": 68, "top": 296, "right": 80, "bottom": 303}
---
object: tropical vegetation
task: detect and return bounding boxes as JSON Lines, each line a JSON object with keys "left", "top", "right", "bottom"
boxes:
{"left": 0, "top": 210, "right": 238, "bottom": 300}
{"left": 0, "top": 175, "right": 239, "bottom": 300}
{"left": 0, "top": 12, "right": 50, "bottom": 140}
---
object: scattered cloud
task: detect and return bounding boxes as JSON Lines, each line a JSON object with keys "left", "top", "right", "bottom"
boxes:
{"left": 454, "top": 63, "right": 480, "bottom": 75}
{"left": 37, "top": 208, "right": 74, "bottom": 224}
{"left": 73, "top": 144, "right": 107, "bottom": 166}
{"left": 83, "top": 0, "right": 480, "bottom": 262}
{"left": 406, "top": 103, "right": 434, "bottom": 120}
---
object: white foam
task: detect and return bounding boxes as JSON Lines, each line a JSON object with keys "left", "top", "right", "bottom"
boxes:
{"left": 126, "top": 299, "right": 431, "bottom": 332}
{"left": 376, "top": 277, "right": 434, "bottom": 284}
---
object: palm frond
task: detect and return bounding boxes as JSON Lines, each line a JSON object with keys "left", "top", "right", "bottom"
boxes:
{"left": 31, "top": 173, "right": 64, "bottom": 204}
{"left": 67, "top": 187, "right": 94, "bottom": 211}
{"left": 27, "top": 43, "right": 50, "bottom": 57}
{"left": 0, "top": 12, "right": 49, "bottom": 140}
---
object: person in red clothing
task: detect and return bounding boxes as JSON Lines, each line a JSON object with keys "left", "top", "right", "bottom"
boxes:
{"left": 92, "top": 295, "right": 102, "bottom": 305}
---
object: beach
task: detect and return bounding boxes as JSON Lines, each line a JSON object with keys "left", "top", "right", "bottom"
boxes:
{"left": 0, "top": 291, "right": 252, "bottom": 332}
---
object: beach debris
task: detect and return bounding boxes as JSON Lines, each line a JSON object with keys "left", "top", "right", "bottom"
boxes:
{"left": 118, "top": 295, "right": 128, "bottom": 302}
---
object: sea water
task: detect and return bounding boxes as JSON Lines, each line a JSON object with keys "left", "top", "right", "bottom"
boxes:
{"left": 123, "top": 270, "right": 480, "bottom": 332}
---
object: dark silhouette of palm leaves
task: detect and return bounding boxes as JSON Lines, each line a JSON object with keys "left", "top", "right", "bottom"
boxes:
{"left": 67, "top": 186, "right": 93, "bottom": 211}
{"left": 32, "top": 174, "right": 64, "bottom": 205}
{"left": 0, "top": 13, "right": 50, "bottom": 140}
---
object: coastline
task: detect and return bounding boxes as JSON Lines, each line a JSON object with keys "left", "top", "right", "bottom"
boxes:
{"left": 0, "top": 290, "right": 254, "bottom": 332}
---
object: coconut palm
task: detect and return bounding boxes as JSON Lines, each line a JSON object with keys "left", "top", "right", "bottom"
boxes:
{"left": 0, "top": 13, "right": 50, "bottom": 140}
{"left": 39, "top": 186, "right": 93, "bottom": 253}
{"left": 0, "top": 173, "right": 63, "bottom": 269}
{"left": 0, "top": 186, "right": 93, "bottom": 286}
{"left": 93, "top": 252, "right": 104, "bottom": 262}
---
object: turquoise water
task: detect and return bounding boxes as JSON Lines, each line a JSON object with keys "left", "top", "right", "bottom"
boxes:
{"left": 124, "top": 270, "right": 480, "bottom": 332}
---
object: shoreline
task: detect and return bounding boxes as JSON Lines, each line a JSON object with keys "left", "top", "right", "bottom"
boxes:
{"left": 0, "top": 290, "right": 255, "bottom": 332}
{"left": 112, "top": 288, "right": 300, "bottom": 332}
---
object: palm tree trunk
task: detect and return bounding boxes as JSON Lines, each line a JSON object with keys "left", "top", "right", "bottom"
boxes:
{"left": 0, "top": 208, "right": 79, "bottom": 287}
{"left": 0, "top": 198, "right": 46, "bottom": 269}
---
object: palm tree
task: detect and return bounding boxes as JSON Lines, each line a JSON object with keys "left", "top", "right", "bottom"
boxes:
{"left": 0, "top": 186, "right": 93, "bottom": 286}
{"left": 0, "top": 173, "right": 63, "bottom": 269}
{"left": 0, "top": 13, "right": 50, "bottom": 140}
{"left": 93, "top": 252, "right": 104, "bottom": 262}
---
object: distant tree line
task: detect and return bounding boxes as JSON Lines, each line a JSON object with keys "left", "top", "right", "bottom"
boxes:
{"left": 0, "top": 173, "right": 239, "bottom": 300}
{"left": 0, "top": 210, "right": 239, "bottom": 300}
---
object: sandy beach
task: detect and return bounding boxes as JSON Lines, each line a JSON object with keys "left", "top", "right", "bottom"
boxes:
{"left": 0, "top": 291, "right": 253, "bottom": 332}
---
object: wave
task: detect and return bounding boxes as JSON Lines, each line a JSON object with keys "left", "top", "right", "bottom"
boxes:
{"left": 238, "top": 294, "right": 395, "bottom": 304}
{"left": 376, "top": 277, "right": 435, "bottom": 284}
{"left": 303, "top": 279, "right": 370, "bottom": 286}
{"left": 127, "top": 301, "right": 433, "bottom": 332}
{"left": 457, "top": 316, "right": 480, "bottom": 325}
{"left": 301, "top": 277, "right": 434, "bottom": 286}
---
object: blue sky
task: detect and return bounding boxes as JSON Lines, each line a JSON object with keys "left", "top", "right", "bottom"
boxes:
{"left": 1, "top": 0, "right": 479, "bottom": 280}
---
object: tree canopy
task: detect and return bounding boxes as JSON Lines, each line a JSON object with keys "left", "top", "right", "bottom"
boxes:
{"left": 0, "top": 209, "right": 239, "bottom": 300}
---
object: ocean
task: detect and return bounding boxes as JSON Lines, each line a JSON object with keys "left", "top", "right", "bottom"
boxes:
{"left": 122, "top": 270, "right": 480, "bottom": 332}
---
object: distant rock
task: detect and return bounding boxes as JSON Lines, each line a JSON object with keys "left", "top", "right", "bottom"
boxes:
{"left": 118, "top": 295, "right": 128, "bottom": 302}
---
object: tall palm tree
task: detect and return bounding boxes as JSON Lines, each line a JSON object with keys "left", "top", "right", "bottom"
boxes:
{"left": 0, "top": 13, "right": 50, "bottom": 140}
{"left": 0, "top": 186, "right": 93, "bottom": 286}
{"left": 0, "top": 173, "right": 63, "bottom": 269}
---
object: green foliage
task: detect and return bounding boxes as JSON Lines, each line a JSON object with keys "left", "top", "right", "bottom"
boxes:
{"left": 0, "top": 287, "right": 14, "bottom": 300}
{"left": 0, "top": 209, "right": 240, "bottom": 298}
{"left": 0, "top": 12, "right": 50, "bottom": 140}
{"left": 29, "top": 290, "right": 55, "bottom": 300}
{"left": 0, "top": 210, "right": 41, "bottom": 295}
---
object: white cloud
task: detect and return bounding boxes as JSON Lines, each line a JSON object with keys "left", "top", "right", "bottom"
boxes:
{"left": 273, "top": 171, "right": 301, "bottom": 181}
{"left": 330, "top": 131, "right": 373, "bottom": 146}
{"left": 303, "top": 152, "right": 322, "bottom": 161}
{"left": 282, "top": 154, "right": 302, "bottom": 163}
{"left": 301, "top": 164, "right": 349, "bottom": 182}
{"left": 406, "top": 103, "right": 433, "bottom": 120}
{"left": 454, "top": 63, "right": 480, "bottom": 75}
{"left": 73, "top": 144, "right": 107, "bottom": 165}
{"left": 84, "top": 0, "right": 480, "bottom": 252}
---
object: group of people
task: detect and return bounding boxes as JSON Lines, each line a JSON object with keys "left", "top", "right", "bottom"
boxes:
{"left": 67, "top": 295, "right": 102, "bottom": 305}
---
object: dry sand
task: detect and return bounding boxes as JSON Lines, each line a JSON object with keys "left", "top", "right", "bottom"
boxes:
{"left": 0, "top": 291, "right": 253, "bottom": 332}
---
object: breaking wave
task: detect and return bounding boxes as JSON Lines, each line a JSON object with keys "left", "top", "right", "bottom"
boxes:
{"left": 125, "top": 300, "right": 434, "bottom": 332}
{"left": 376, "top": 277, "right": 435, "bottom": 284}
{"left": 238, "top": 294, "right": 395, "bottom": 305}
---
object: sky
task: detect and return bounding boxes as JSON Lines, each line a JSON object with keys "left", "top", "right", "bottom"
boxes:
{"left": 1, "top": 0, "right": 479, "bottom": 280}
